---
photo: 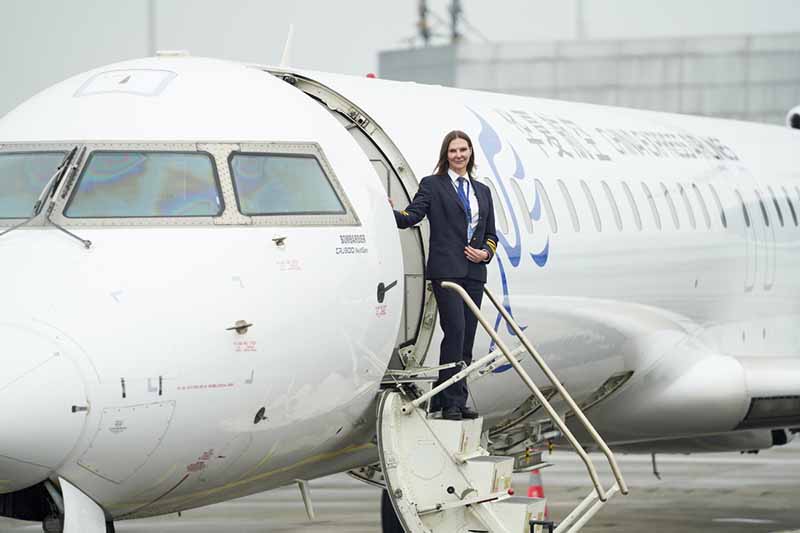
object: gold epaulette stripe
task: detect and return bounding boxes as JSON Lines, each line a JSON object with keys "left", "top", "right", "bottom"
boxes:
{"left": 401, "top": 210, "right": 409, "bottom": 216}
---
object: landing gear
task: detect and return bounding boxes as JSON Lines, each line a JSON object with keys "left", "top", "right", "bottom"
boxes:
{"left": 42, "top": 514, "right": 114, "bottom": 533}
{"left": 380, "top": 490, "right": 403, "bottom": 533}
{"left": 42, "top": 514, "right": 64, "bottom": 533}
{"left": 59, "top": 478, "right": 108, "bottom": 533}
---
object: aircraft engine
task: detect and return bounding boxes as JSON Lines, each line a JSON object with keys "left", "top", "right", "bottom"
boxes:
{"left": 611, "top": 428, "right": 795, "bottom": 454}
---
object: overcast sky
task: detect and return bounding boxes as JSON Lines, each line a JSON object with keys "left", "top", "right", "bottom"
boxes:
{"left": 2, "top": 0, "right": 800, "bottom": 117}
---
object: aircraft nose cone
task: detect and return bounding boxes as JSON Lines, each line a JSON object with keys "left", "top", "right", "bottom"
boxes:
{"left": 0, "top": 323, "right": 87, "bottom": 493}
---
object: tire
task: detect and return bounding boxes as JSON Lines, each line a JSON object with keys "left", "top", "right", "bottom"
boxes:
{"left": 380, "top": 490, "right": 405, "bottom": 533}
{"left": 41, "top": 515, "right": 63, "bottom": 533}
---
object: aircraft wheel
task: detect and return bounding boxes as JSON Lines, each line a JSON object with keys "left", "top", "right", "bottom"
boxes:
{"left": 41, "top": 514, "right": 63, "bottom": 533}
{"left": 380, "top": 490, "right": 404, "bottom": 533}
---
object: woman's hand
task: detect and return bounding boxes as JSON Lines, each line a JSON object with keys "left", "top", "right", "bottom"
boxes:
{"left": 464, "top": 246, "right": 489, "bottom": 263}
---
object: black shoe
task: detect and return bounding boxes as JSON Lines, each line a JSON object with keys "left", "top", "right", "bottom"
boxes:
{"left": 460, "top": 407, "right": 479, "bottom": 419}
{"left": 442, "top": 407, "right": 463, "bottom": 420}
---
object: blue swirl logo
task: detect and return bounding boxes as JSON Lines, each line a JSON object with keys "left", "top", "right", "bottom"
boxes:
{"left": 468, "top": 108, "right": 550, "bottom": 371}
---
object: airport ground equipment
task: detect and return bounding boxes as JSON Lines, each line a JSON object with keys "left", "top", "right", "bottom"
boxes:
{"left": 376, "top": 284, "right": 628, "bottom": 532}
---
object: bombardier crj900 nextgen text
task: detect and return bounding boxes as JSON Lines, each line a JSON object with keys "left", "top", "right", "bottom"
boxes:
{"left": 0, "top": 55, "right": 799, "bottom": 533}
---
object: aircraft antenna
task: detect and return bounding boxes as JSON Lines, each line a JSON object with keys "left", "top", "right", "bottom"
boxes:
{"left": 280, "top": 24, "right": 295, "bottom": 68}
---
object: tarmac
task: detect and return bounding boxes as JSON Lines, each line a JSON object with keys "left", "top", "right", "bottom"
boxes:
{"left": 1, "top": 440, "right": 799, "bottom": 532}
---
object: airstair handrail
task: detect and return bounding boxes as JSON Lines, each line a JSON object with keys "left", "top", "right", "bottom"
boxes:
{"left": 480, "top": 287, "right": 629, "bottom": 496}
{"left": 435, "top": 281, "right": 610, "bottom": 502}
{"left": 555, "top": 483, "right": 620, "bottom": 533}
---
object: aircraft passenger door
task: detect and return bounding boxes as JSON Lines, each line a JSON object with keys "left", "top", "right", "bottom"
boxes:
{"left": 331, "top": 114, "right": 426, "bottom": 348}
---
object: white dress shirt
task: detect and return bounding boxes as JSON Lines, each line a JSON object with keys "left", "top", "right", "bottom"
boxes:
{"left": 448, "top": 168, "right": 479, "bottom": 238}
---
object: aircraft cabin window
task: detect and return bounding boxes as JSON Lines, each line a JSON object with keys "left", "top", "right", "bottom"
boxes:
{"left": 767, "top": 187, "right": 784, "bottom": 227}
{"left": 557, "top": 179, "right": 580, "bottom": 232}
{"left": 708, "top": 184, "right": 727, "bottom": 228}
{"left": 481, "top": 177, "right": 509, "bottom": 235}
{"left": 230, "top": 153, "right": 344, "bottom": 216}
{"left": 509, "top": 178, "right": 533, "bottom": 234}
{"left": 601, "top": 180, "right": 623, "bottom": 231}
{"left": 640, "top": 182, "right": 661, "bottom": 230}
{"left": 754, "top": 190, "right": 770, "bottom": 227}
{"left": 620, "top": 181, "right": 642, "bottom": 231}
{"left": 735, "top": 189, "right": 751, "bottom": 228}
{"left": 0, "top": 152, "right": 66, "bottom": 219}
{"left": 66, "top": 152, "right": 222, "bottom": 218}
{"left": 677, "top": 184, "right": 696, "bottom": 229}
{"left": 580, "top": 180, "right": 602, "bottom": 232}
{"left": 534, "top": 179, "right": 558, "bottom": 233}
{"left": 660, "top": 182, "right": 680, "bottom": 229}
{"left": 691, "top": 183, "right": 711, "bottom": 229}
{"left": 794, "top": 187, "right": 800, "bottom": 215}
{"left": 781, "top": 186, "right": 798, "bottom": 226}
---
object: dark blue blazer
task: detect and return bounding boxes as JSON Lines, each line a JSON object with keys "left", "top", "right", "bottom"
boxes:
{"left": 394, "top": 173, "right": 498, "bottom": 282}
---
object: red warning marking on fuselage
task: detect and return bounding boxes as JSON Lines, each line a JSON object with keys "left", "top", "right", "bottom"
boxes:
{"left": 234, "top": 340, "right": 257, "bottom": 352}
{"left": 186, "top": 461, "right": 206, "bottom": 473}
{"left": 177, "top": 383, "right": 235, "bottom": 391}
{"left": 198, "top": 449, "right": 214, "bottom": 461}
{"left": 277, "top": 259, "right": 302, "bottom": 271}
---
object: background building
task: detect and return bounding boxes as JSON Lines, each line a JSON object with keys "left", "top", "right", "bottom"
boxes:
{"left": 380, "top": 32, "right": 800, "bottom": 126}
{"left": 3, "top": 0, "right": 800, "bottom": 124}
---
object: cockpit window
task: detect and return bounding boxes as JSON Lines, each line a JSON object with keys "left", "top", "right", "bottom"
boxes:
{"left": 65, "top": 151, "right": 222, "bottom": 218}
{"left": 0, "top": 152, "right": 66, "bottom": 219}
{"left": 229, "top": 153, "right": 345, "bottom": 215}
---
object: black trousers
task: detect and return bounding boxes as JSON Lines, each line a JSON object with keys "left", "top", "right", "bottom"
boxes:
{"left": 430, "top": 278, "right": 485, "bottom": 410}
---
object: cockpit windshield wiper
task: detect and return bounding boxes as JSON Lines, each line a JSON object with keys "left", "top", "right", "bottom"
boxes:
{"left": 0, "top": 146, "right": 92, "bottom": 249}
{"left": 36, "top": 146, "right": 78, "bottom": 216}
{"left": 0, "top": 147, "right": 76, "bottom": 239}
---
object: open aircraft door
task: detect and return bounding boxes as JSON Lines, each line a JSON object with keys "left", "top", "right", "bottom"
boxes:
{"left": 264, "top": 69, "right": 437, "bottom": 369}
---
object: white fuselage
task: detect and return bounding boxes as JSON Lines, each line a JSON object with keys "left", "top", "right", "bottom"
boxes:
{"left": 0, "top": 56, "right": 798, "bottom": 520}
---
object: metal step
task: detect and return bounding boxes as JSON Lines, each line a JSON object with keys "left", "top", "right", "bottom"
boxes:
{"left": 374, "top": 282, "right": 629, "bottom": 532}
{"left": 377, "top": 390, "right": 547, "bottom": 532}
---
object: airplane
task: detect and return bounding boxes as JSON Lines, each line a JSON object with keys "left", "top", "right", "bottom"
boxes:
{"left": 1, "top": 54, "right": 798, "bottom": 533}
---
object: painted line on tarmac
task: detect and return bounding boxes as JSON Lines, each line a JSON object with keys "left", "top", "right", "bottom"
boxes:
{"left": 555, "top": 455, "right": 800, "bottom": 466}
{"left": 713, "top": 518, "right": 777, "bottom": 524}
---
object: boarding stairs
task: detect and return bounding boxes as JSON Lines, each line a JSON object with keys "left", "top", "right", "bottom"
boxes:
{"left": 374, "top": 282, "right": 629, "bottom": 533}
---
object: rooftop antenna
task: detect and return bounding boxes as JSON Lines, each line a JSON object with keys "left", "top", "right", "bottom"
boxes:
{"left": 417, "top": 0, "right": 432, "bottom": 46}
{"left": 147, "top": 0, "right": 157, "bottom": 55}
{"left": 280, "top": 24, "right": 294, "bottom": 67}
{"left": 411, "top": 0, "right": 486, "bottom": 47}
{"left": 449, "top": 0, "right": 462, "bottom": 43}
{"left": 575, "top": 0, "right": 586, "bottom": 39}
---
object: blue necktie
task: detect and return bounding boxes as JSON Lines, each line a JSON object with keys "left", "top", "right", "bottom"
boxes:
{"left": 457, "top": 177, "right": 473, "bottom": 241}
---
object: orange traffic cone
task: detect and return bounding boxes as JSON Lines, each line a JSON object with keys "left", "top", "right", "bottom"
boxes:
{"left": 527, "top": 469, "right": 549, "bottom": 518}
{"left": 527, "top": 469, "right": 544, "bottom": 498}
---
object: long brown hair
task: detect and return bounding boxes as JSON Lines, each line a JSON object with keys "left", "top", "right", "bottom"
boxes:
{"left": 434, "top": 130, "right": 476, "bottom": 177}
